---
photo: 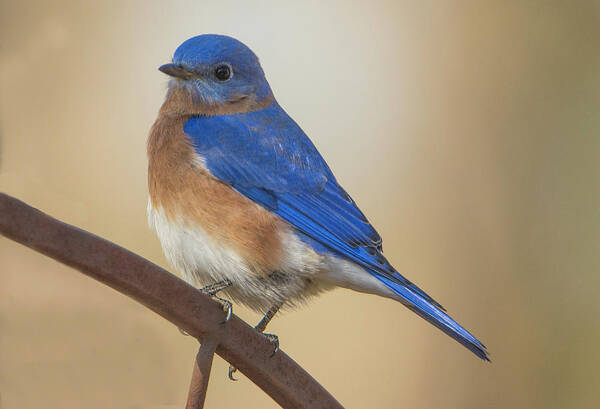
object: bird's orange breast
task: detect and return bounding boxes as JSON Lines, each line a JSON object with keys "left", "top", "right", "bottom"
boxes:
{"left": 147, "top": 109, "right": 286, "bottom": 275}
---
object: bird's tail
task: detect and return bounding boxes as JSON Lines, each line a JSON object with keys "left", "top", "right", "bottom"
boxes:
{"left": 376, "top": 273, "right": 489, "bottom": 361}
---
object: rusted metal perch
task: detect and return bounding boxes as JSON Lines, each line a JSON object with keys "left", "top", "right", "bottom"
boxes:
{"left": 0, "top": 193, "right": 344, "bottom": 409}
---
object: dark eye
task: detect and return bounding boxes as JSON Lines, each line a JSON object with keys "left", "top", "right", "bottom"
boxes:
{"left": 214, "top": 64, "right": 232, "bottom": 81}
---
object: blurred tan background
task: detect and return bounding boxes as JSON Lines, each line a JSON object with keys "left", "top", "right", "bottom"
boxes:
{"left": 1, "top": 1, "right": 599, "bottom": 408}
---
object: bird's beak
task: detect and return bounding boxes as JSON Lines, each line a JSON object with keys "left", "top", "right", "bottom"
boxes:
{"left": 158, "top": 63, "right": 198, "bottom": 80}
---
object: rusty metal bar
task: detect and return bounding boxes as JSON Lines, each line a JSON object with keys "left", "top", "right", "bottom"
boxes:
{"left": 0, "top": 193, "right": 344, "bottom": 409}
{"left": 186, "top": 339, "right": 218, "bottom": 409}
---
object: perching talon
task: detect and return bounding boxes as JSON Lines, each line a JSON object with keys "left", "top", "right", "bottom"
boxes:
{"left": 198, "top": 280, "right": 234, "bottom": 324}
{"left": 263, "top": 333, "right": 279, "bottom": 357}
{"left": 228, "top": 365, "right": 238, "bottom": 381}
{"left": 176, "top": 280, "right": 233, "bottom": 336}
{"left": 213, "top": 296, "right": 233, "bottom": 324}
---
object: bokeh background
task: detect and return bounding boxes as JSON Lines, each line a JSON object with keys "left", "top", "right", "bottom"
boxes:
{"left": 1, "top": 1, "right": 599, "bottom": 408}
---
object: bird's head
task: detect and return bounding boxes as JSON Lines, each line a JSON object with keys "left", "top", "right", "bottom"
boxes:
{"left": 159, "top": 34, "right": 273, "bottom": 113}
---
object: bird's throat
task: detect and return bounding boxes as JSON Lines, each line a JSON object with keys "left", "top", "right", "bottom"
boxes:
{"left": 159, "top": 85, "right": 274, "bottom": 117}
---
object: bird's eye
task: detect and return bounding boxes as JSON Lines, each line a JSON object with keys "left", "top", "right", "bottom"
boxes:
{"left": 214, "top": 64, "right": 232, "bottom": 81}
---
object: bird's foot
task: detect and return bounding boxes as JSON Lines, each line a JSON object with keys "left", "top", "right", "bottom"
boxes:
{"left": 227, "top": 302, "right": 282, "bottom": 381}
{"left": 228, "top": 364, "right": 239, "bottom": 381}
{"left": 212, "top": 296, "right": 233, "bottom": 324}
{"left": 199, "top": 280, "right": 233, "bottom": 323}
{"left": 177, "top": 296, "right": 231, "bottom": 334}
{"left": 263, "top": 333, "right": 279, "bottom": 357}
{"left": 177, "top": 280, "right": 233, "bottom": 336}
{"left": 228, "top": 329, "right": 279, "bottom": 381}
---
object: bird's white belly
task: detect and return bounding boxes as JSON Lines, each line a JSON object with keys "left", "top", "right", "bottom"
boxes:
{"left": 147, "top": 200, "right": 259, "bottom": 286}
{"left": 147, "top": 200, "right": 336, "bottom": 311}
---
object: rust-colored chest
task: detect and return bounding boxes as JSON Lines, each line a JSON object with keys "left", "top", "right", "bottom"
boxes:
{"left": 147, "top": 111, "right": 285, "bottom": 273}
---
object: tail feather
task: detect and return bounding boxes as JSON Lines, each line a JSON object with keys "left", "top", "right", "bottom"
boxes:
{"left": 376, "top": 273, "right": 489, "bottom": 361}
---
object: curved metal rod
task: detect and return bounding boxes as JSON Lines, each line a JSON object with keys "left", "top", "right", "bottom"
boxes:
{"left": 0, "top": 193, "right": 343, "bottom": 409}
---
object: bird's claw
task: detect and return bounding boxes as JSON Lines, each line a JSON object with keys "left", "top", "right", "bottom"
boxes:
{"left": 212, "top": 296, "right": 233, "bottom": 324}
{"left": 197, "top": 280, "right": 233, "bottom": 323}
{"left": 227, "top": 331, "right": 279, "bottom": 381}
{"left": 178, "top": 298, "right": 231, "bottom": 336}
{"left": 263, "top": 333, "right": 279, "bottom": 357}
{"left": 228, "top": 365, "right": 238, "bottom": 381}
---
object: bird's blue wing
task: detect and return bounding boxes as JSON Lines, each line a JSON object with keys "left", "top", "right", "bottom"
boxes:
{"left": 184, "top": 103, "right": 441, "bottom": 303}
{"left": 184, "top": 103, "right": 488, "bottom": 360}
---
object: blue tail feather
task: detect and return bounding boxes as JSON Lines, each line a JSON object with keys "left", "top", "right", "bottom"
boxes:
{"left": 376, "top": 273, "right": 489, "bottom": 361}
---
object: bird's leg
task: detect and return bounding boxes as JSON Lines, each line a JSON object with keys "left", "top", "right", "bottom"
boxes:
{"left": 200, "top": 279, "right": 233, "bottom": 295}
{"left": 254, "top": 302, "right": 282, "bottom": 353}
{"left": 200, "top": 279, "right": 234, "bottom": 323}
{"left": 179, "top": 279, "right": 234, "bottom": 335}
{"left": 228, "top": 302, "right": 282, "bottom": 381}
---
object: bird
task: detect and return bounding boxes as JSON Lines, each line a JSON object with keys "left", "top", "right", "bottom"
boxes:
{"left": 147, "top": 34, "right": 489, "bottom": 374}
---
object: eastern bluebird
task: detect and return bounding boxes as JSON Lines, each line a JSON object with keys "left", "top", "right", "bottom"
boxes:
{"left": 147, "top": 34, "right": 489, "bottom": 370}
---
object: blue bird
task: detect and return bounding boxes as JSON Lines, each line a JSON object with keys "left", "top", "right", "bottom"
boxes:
{"left": 147, "top": 34, "right": 489, "bottom": 371}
